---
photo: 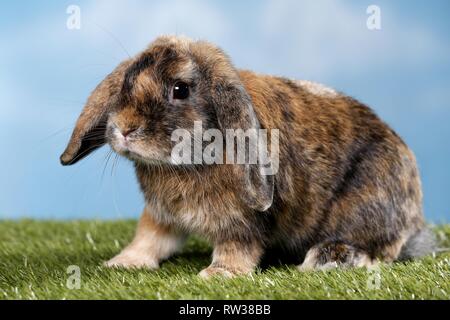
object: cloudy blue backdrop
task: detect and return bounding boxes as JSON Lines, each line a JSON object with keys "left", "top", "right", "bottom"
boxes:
{"left": 0, "top": 0, "right": 449, "bottom": 221}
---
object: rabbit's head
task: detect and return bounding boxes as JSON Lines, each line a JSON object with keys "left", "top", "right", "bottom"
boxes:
{"left": 61, "top": 36, "right": 273, "bottom": 211}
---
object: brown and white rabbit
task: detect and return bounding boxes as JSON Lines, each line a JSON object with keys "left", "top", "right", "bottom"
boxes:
{"left": 61, "top": 36, "right": 434, "bottom": 277}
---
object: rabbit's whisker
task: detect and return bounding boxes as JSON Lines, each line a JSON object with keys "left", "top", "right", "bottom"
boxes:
{"left": 39, "top": 127, "right": 72, "bottom": 143}
{"left": 101, "top": 149, "right": 114, "bottom": 183}
{"left": 89, "top": 21, "right": 131, "bottom": 59}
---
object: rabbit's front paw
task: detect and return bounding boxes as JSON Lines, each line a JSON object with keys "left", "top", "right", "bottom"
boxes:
{"left": 104, "top": 251, "right": 159, "bottom": 270}
{"left": 198, "top": 267, "right": 236, "bottom": 279}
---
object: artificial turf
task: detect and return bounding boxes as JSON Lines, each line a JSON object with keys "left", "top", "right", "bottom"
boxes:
{"left": 0, "top": 220, "right": 448, "bottom": 300}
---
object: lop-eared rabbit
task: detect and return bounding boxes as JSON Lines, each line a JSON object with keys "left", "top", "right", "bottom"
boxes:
{"left": 61, "top": 36, "right": 433, "bottom": 278}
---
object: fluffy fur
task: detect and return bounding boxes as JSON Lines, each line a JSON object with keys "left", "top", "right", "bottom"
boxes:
{"left": 61, "top": 36, "right": 434, "bottom": 277}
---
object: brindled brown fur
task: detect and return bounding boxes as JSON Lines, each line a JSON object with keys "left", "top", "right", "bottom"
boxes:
{"left": 61, "top": 36, "right": 432, "bottom": 277}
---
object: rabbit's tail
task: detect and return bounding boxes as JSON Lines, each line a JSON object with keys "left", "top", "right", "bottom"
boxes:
{"left": 398, "top": 227, "right": 438, "bottom": 261}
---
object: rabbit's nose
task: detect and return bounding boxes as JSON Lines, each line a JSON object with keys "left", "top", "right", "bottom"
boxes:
{"left": 121, "top": 128, "right": 137, "bottom": 138}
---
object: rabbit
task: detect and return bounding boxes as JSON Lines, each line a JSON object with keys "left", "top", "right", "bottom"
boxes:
{"left": 60, "top": 35, "right": 434, "bottom": 278}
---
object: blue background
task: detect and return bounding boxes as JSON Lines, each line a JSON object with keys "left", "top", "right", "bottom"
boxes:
{"left": 0, "top": 0, "right": 449, "bottom": 222}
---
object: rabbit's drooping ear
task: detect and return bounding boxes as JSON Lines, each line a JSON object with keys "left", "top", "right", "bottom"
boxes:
{"left": 212, "top": 79, "right": 274, "bottom": 212}
{"left": 60, "top": 60, "right": 131, "bottom": 166}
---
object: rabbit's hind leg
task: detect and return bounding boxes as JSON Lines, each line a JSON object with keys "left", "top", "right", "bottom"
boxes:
{"left": 298, "top": 241, "right": 376, "bottom": 271}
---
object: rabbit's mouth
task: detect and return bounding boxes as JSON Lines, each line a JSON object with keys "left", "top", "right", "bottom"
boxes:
{"left": 106, "top": 122, "right": 172, "bottom": 165}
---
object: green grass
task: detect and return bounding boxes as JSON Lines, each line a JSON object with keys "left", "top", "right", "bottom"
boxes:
{"left": 0, "top": 220, "right": 448, "bottom": 300}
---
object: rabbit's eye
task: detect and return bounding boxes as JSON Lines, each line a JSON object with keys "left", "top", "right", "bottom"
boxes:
{"left": 173, "top": 81, "right": 190, "bottom": 100}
